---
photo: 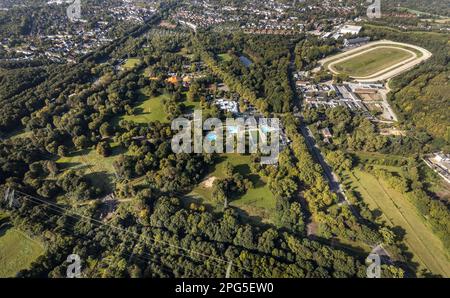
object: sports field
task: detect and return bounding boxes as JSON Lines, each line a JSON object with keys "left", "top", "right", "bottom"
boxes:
{"left": 0, "top": 226, "right": 44, "bottom": 277}
{"left": 332, "top": 47, "right": 413, "bottom": 77}
{"left": 344, "top": 169, "right": 450, "bottom": 277}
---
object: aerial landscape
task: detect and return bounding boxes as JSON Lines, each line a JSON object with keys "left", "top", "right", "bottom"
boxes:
{"left": 0, "top": 0, "right": 449, "bottom": 286}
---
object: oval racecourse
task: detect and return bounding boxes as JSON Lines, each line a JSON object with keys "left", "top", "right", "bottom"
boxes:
{"left": 321, "top": 40, "right": 432, "bottom": 82}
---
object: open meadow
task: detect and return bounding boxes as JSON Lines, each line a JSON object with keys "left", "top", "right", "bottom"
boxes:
{"left": 122, "top": 58, "right": 141, "bottom": 70}
{"left": 0, "top": 224, "right": 44, "bottom": 277}
{"left": 120, "top": 90, "right": 171, "bottom": 124}
{"left": 189, "top": 154, "right": 277, "bottom": 223}
{"left": 343, "top": 168, "right": 450, "bottom": 277}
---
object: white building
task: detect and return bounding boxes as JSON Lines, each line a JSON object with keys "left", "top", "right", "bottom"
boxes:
{"left": 340, "top": 25, "right": 362, "bottom": 35}
{"left": 216, "top": 99, "right": 239, "bottom": 114}
{"left": 179, "top": 20, "right": 198, "bottom": 32}
{"left": 434, "top": 153, "right": 450, "bottom": 164}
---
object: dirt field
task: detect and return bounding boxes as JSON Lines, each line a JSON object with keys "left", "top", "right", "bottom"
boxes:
{"left": 357, "top": 92, "right": 382, "bottom": 101}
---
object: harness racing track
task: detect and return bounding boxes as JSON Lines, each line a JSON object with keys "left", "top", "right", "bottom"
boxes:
{"left": 321, "top": 40, "right": 432, "bottom": 83}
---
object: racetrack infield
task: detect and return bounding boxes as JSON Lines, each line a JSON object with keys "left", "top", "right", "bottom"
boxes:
{"left": 321, "top": 40, "right": 432, "bottom": 82}
{"left": 331, "top": 47, "right": 414, "bottom": 77}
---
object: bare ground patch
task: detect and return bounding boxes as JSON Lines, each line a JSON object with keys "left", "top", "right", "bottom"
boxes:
{"left": 201, "top": 176, "right": 217, "bottom": 188}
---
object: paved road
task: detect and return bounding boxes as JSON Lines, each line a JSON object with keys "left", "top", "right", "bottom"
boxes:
{"left": 298, "top": 121, "right": 363, "bottom": 220}
{"left": 378, "top": 87, "right": 398, "bottom": 122}
{"left": 299, "top": 123, "right": 341, "bottom": 193}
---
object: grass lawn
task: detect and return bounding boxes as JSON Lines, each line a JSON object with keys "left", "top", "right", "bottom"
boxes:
{"left": 2, "top": 129, "right": 32, "bottom": 140}
{"left": 351, "top": 151, "right": 406, "bottom": 163}
{"left": 179, "top": 91, "right": 203, "bottom": 113}
{"left": 183, "top": 99, "right": 202, "bottom": 112}
{"left": 398, "top": 7, "right": 446, "bottom": 18}
{"left": 344, "top": 168, "right": 450, "bottom": 277}
{"left": 122, "top": 58, "right": 140, "bottom": 70}
{"left": 177, "top": 47, "right": 195, "bottom": 60}
{"left": 0, "top": 227, "right": 44, "bottom": 277}
{"left": 58, "top": 89, "right": 170, "bottom": 195}
{"left": 56, "top": 143, "right": 127, "bottom": 194}
{"left": 432, "top": 18, "right": 450, "bottom": 24}
{"left": 0, "top": 211, "right": 8, "bottom": 222}
{"left": 351, "top": 151, "right": 406, "bottom": 174}
{"left": 189, "top": 154, "right": 277, "bottom": 223}
{"left": 121, "top": 90, "right": 170, "bottom": 124}
{"left": 218, "top": 53, "right": 233, "bottom": 62}
{"left": 332, "top": 47, "right": 413, "bottom": 77}
{"left": 330, "top": 237, "right": 373, "bottom": 256}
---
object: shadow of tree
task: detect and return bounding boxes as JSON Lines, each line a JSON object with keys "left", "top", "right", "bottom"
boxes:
{"left": 0, "top": 223, "right": 13, "bottom": 237}
{"left": 84, "top": 171, "right": 115, "bottom": 195}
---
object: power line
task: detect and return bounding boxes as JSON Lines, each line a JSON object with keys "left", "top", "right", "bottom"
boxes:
{"left": 1, "top": 133, "right": 253, "bottom": 276}
{"left": 13, "top": 203, "right": 177, "bottom": 278}
{"left": 6, "top": 191, "right": 228, "bottom": 278}
{"left": 14, "top": 192, "right": 214, "bottom": 265}
{"left": 5, "top": 188, "right": 253, "bottom": 276}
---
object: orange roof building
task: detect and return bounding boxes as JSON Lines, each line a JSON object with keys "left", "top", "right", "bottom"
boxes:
{"left": 166, "top": 76, "right": 180, "bottom": 84}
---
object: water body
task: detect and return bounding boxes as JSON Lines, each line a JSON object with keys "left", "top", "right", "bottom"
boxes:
{"left": 206, "top": 126, "right": 239, "bottom": 142}
{"left": 239, "top": 55, "right": 253, "bottom": 68}
{"left": 260, "top": 125, "right": 270, "bottom": 133}
{"left": 227, "top": 126, "right": 238, "bottom": 134}
{"left": 206, "top": 132, "right": 217, "bottom": 141}
{"left": 206, "top": 125, "right": 278, "bottom": 142}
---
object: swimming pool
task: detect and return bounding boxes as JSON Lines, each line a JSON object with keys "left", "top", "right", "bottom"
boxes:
{"left": 206, "top": 132, "right": 217, "bottom": 141}
{"left": 227, "top": 125, "right": 238, "bottom": 134}
{"left": 260, "top": 125, "right": 270, "bottom": 133}
{"left": 239, "top": 55, "right": 253, "bottom": 68}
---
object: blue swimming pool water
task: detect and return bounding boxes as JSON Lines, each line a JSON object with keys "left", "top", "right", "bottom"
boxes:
{"left": 260, "top": 126, "right": 270, "bottom": 133}
{"left": 227, "top": 126, "right": 238, "bottom": 134}
{"left": 239, "top": 56, "right": 253, "bottom": 68}
{"left": 206, "top": 132, "right": 217, "bottom": 141}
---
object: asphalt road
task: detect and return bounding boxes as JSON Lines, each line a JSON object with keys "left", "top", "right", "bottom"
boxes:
{"left": 298, "top": 121, "right": 362, "bottom": 220}
{"left": 299, "top": 123, "right": 341, "bottom": 193}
